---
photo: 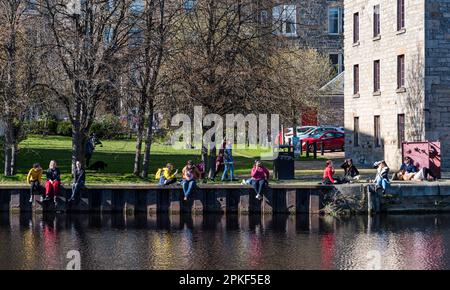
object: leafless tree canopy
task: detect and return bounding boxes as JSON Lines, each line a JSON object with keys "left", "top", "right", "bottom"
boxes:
{"left": 0, "top": 0, "right": 332, "bottom": 177}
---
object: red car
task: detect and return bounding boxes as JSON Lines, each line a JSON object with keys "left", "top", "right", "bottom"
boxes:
{"left": 301, "top": 130, "right": 345, "bottom": 152}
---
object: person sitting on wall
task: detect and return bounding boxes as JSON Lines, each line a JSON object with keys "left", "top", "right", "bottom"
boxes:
{"left": 155, "top": 163, "right": 178, "bottom": 185}
{"left": 246, "top": 160, "right": 270, "bottom": 200}
{"left": 27, "top": 163, "right": 43, "bottom": 203}
{"left": 69, "top": 161, "right": 85, "bottom": 205}
{"left": 396, "top": 166, "right": 437, "bottom": 182}
{"left": 400, "top": 156, "right": 418, "bottom": 173}
{"left": 181, "top": 160, "right": 201, "bottom": 201}
{"left": 340, "top": 159, "right": 360, "bottom": 183}
{"left": 322, "top": 160, "right": 340, "bottom": 184}
{"left": 392, "top": 156, "right": 417, "bottom": 180}
{"left": 372, "top": 160, "right": 390, "bottom": 194}
{"left": 45, "top": 160, "right": 61, "bottom": 204}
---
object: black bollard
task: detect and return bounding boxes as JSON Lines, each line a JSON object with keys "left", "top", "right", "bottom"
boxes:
{"left": 305, "top": 141, "right": 310, "bottom": 158}
{"left": 313, "top": 142, "right": 317, "bottom": 159}
{"left": 321, "top": 141, "right": 325, "bottom": 155}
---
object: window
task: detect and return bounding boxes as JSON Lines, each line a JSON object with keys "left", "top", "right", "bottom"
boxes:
{"left": 353, "top": 12, "right": 359, "bottom": 43}
{"left": 397, "top": 0, "right": 405, "bottom": 30}
{"left": 374, "top": 116, "right": 381, "bottom": 147}
{"left": 398, "top": 114, "right": 405, "bottom": 148}
{"left": 374, "top": 60, "right": 380, "bottom": 92}
{"left": 328, "top": 7, "right": 343, "bottom": 35}
{"left": 353, "top": 64, "right": 359, "bottom": 95}
{"left": 329, "top": 54, "right": 344, "bottom": 74}
{"left": 397, "top": 55, "right": 405, "bottom": 89}
{"left": 273, "top": 5, "right": 297, "bottom": 36}
{"left": 354, "top": 117, "right": 359, "bottom": 147}
{"left": 373, "top": 5, "right": 380, "bottom": 37}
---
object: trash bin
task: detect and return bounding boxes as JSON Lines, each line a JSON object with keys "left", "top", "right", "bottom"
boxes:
{"left": 273, "top": 145, "right": 295, "bottom": 180}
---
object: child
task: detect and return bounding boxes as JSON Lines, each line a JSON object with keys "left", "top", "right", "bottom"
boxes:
{"left": 27, "top": 163, "right": 43, "bottom": 203}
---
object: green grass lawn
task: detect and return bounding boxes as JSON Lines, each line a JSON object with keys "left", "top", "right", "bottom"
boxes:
{"left": 0, "top": 135, "right": 325, "bottom": 184}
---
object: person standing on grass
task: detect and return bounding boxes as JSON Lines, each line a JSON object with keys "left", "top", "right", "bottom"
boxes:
{"left": 45, "top": 160, "right": 61, "bottom": 204}
{"left": 85, "top": 137, "right": 95, "bottom": 167}
{"left": 213, "top": 141, "right": 226, "bottom": 180}
{"left": 221, "top": 140, "right": 235, "bottom": 181}
{"left": 69, "top": 161, "right": 85, "bottom": 205}
{"left": 181, "top": 160, "right": 201, "bottom": 201}
{"left": 248, "top": 160, "right": 269, "bottom": 200}
{"left": 27, "top": 163, "right": 43, "bottom": 203}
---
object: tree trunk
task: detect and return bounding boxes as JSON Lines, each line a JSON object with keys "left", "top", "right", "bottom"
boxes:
{"left": 71, "top": 123, "right": 87, "bottom": 176}
{"left": 208, "top": 146, "right": 216, "bottom": 179}
{"left": 207, "top": 131, "right": 217, "bottom": 179}
{"left": 133, "top": 94, "right": 147, "bottom": 176}
{"left": 141, "top": 104, "right": 155, "bottom": 178}
{"left": 3, "top": 118, "right": 15, "bottom": 176}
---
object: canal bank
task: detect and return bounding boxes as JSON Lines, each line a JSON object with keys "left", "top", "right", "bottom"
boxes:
{"left": 1, "top": 182, "right": 450, "bottom": 214}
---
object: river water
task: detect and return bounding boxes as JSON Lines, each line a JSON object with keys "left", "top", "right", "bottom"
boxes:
{"left": 0, "top": 212, "right": 449, "bottom": 270}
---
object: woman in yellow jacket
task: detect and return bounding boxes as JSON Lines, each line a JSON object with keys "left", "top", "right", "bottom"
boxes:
{"left": 156, "top": 163, "right": 178, "bottom": 185}
{"left": 26, "top": 163, "right": 43, "bottom": 203}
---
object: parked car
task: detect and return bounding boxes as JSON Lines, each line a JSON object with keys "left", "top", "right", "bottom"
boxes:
{"left": 298, "top": 126, "right": 341, "bottom": 140}
{"left": 301, "top": 130, "right": 345, "bottom": 152}
{"left": 321, "top": 125, "right": 345, "bottom": 132}
{"left": 284, "top": 126, "right": 316, "bottom": 143}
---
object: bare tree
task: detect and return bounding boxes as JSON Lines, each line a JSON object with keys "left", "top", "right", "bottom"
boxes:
{"left": 39, "top": 0, "right": 134, "bottom": 174}
{"left": 0, "top": 0, "right": 40, "bottom": 176}
{"left": 127, "top": 0, "right": 178, "bottom": 178}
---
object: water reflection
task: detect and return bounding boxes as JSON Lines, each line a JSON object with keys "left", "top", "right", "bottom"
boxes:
{"left": 1, "top": 213, "right": 450, "bottom": 269}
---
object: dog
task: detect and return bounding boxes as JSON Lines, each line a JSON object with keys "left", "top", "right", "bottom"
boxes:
{"left": 88, "top": 161, "right": 108, "bottom": 171}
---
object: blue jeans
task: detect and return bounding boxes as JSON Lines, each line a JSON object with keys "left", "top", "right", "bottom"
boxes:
{"left": 250, "top": 179, "right": 267, "bottom": 196}
{"left": 70, "top": 182, "right": 84, "bottom": 203}
{"left": 375, "top": 177, "right": 390, "bottom": 191}
{"left": 159, "top": 176, "right": 177, "bottom": 185}
{"left": 221, "top": 162, "right": 235, "bottom": 181}
{"left": 181, "top": 179, "right": 196, "bottom": 198}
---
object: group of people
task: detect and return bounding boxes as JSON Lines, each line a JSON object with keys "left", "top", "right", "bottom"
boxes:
{"left": 26, "top": 160, "right": 85, "bottom": 206}
{"left": 155, "top": 159, "right": 270, "bottom": 201}
{"left": 321, "top": 155, "right": 438, "bottom": 195}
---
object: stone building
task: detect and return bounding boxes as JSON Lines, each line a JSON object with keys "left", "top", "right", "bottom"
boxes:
{"left": 271, "top": 0, "right": 344, "bottom": 125}
{"left": 344, "top": 0, "right": 450, "bottom": 171}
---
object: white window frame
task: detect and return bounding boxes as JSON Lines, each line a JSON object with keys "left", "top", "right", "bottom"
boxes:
{"left": 273, "top": 5, "right": 297, "bottom": 37}
{"left": 328, "top": 7, "right": 343, "bottom": 35}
